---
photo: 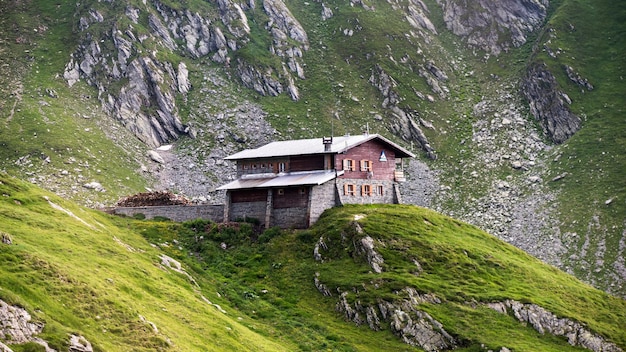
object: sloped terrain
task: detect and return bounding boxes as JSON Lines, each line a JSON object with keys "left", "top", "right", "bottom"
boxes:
{"left": 1, "top": 174, "right": 624, "bottom": 351}
{"left": 0, "top": 0, "right": 624, "bottom": 299}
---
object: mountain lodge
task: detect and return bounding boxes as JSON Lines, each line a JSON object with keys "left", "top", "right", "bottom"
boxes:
{"left": 217, "top": 133, "right": 415, "bottom": 229}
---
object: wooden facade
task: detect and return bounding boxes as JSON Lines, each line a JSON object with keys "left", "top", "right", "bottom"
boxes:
{"left": 218, "top": 134, "right": 414, "bottom": 229}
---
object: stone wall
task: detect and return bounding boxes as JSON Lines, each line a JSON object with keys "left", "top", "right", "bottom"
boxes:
{"left": 272, "top": 207, "right": 309, "bottom": 229}
{"left": 230, "top": 201, "right": 266, "bottom": 225}
{"left": 336, "top": 179, "right": 396, "bottom": 205}
{"left": 309, "top": 181, "right": 338, "bottom": 224}
{"left": 113, "top": 205, "right": 224, "bottom": 222}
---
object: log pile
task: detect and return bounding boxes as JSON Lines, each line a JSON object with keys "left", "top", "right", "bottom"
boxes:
{"left": 116, "top": 191, "right": 189, "bottom": 207}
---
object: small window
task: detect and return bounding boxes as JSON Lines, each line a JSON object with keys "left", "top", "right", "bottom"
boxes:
{"left": 362, "top": 184, "right": 372, "bottom": 196}
{"left": 261, "top": 163, "right": 266, "bottom": 169}
{"left": 278, "top": 162, "right": 286, "bottom": 173}
{"left": 343, "top": 159, "right": 355, "bottom": 171}
{"left": 360, "top": 160, "right": 372, "bottom": 172}
{"left": 277, "top": 188, "right": 285, "bottom": 196}
{"left": 376, "top": 185, "right": 384, "bottom": 196}
{"left": 243, "top": 164, "right": 249, "bottom": 170}
{"left": 299, "top": 187, "right": 306, "bottom": 195}
{"left": 252, "top": 163, "right": 257, "bottom": 169}
{"left": 343, "top": 184, "right": 356, "bottom": 196}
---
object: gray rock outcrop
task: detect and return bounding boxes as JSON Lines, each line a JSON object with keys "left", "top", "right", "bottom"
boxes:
{"left": 369, "top": 64, "right": 437, "bottom": 159}
{"left": 439, "top": 0, "right": 549, "bottom": 55}
{"left": 332, "top": 286, "right": 455, "bottom": 351}
{"left": 406, "top": 0, "right": 437, "bottom": 34}
{"left": 64, "top": 0, "right": 310, "bottom": 148}
{"left": 487, "top": 300, "right": 622, "bottom": 352}
{"left": 0, "top": 299, "right": 94, "bottom": 352}
{"left": 0, "top": 300, "right": 44, "bottom": 346}
{"left": 522, "top": 62, "right": 581, "bottom": 143}
{"left": 564, "top": 65, "right": 594, "bottom": 91}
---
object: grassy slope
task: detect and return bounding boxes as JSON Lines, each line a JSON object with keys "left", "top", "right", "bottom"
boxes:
{"left": 1, "top": 174, "right": 625, "bottom": 351}
{"left": 0, "top": 173, "right": 292, "bottom": 351}
{"left": 311, "top": 205, "right": 626, "bottom": 351}
{"left": 535, "top": 0, "right": 626, "bottom": 286}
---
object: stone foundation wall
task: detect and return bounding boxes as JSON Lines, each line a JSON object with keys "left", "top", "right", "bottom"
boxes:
{"left": 272, "top": 207, "right": 309, "bottom": 229}
{"left": 113, "top": 205, "right": 224, "bottom": 222}
{"left": 309, "top": 182, "right": 338, "bottom": 224}
{"left": 230, "top": 201, "right": 267, "bottom": 225}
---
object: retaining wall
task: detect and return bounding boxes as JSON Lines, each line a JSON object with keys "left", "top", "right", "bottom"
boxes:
{"left": 113, "top": 204, "right": 224, "bottom": 223}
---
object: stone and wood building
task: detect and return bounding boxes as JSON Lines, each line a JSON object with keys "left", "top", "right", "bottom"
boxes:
{"left": 217, "top": 133, "right": 414, "bottom": 229}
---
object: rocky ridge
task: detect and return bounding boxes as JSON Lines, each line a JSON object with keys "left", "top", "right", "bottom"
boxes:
{"left": 369, "top": 64, "right": 437, "bottom": 160}
{"left": 487, "top": 300, "right": 622, "bottom": 352}
{"left": 64, "top": 0, "right": 307, "bottom": 148}
{"left": 313, "top": 219, "right": 457, "bottom": 351}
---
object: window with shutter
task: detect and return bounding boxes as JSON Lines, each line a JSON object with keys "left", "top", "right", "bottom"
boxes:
{"left": 343, "top": 159, "right": 355, "bottom": 171}
{"left": 360, "top": 160, "right": 372, "bottom": 172}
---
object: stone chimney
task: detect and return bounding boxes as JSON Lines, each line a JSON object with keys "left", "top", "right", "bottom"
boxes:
{"left": 322, "top": 137, "right": 333, "bottom": 152}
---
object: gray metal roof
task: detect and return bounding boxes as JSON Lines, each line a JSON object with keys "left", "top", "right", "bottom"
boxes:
{"left": 217, "top": 170, "right": 343, "bottom": 190}
{"left": 224, "top": 134, "right": 415, "bottom": 160}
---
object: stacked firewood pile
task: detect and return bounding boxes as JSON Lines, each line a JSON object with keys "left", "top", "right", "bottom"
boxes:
{"left": 116, "top": 191, "right": 190, "bottom": 207}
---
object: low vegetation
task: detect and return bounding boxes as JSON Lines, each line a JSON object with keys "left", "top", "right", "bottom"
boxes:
{"left": 1, "top": 174, "right": 624, "bottom": 351}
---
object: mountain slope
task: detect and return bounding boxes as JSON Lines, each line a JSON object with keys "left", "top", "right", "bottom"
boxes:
{"left": 0, "top": 0, "right": 624, "bottom": 299}
{"left": 1, "top": 173, "right": 625, "bottom": 351}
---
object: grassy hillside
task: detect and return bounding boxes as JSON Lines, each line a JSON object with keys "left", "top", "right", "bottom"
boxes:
{"left": 1, "top": 173, "right": 624, "bottom": 351}
{"left": 0, "top": 173, "right": 294, "bottom": 351}
{"left": 534, "top": 0, "right": 626, "bottom": 285}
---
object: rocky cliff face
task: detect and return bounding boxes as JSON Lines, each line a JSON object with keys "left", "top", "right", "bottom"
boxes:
{"left": 64, "top": 0, "right": 308, "bottom": 148}
{"left": 522, "top": 62, "right": 582, "bottom": 143}
{"left": 439, "top": 0, "right": 549, "bottom": 55}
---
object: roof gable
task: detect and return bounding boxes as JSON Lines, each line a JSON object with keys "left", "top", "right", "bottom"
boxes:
{"left": 224, "top": 134, "right": 415, "bottom": 160}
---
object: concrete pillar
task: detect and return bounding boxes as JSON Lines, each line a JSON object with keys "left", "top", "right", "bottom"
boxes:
{"left": 265, "top": 189, "right": 273, "bottom": 229}
{"left": 223, "top": 191, "right": 231, "bottom": 223}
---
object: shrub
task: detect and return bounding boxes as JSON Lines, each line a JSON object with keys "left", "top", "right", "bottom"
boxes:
{"left": 258, "top": 226, "right": 282, "bottom": 244}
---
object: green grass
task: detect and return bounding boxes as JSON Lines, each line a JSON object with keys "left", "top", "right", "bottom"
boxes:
{"left": 0, "top": 174, "right": 626, "bottom": 351}
{"left": 1, "top": 175, "right": 624, "bottom": 351}
{"left": 0, "top": 174, "right": 292, "bottom": 351}
{"left": 309, "top": 205, "right": 626, "bottom": 350}
{"left": 531, "top": 0, "right": 626, "bottom": 288}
